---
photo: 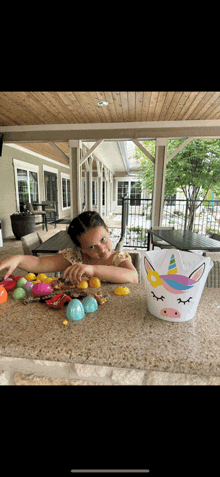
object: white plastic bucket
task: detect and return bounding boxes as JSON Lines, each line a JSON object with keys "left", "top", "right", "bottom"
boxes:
{"left": 142, "top": 249, "right": 213, "bottom": 322}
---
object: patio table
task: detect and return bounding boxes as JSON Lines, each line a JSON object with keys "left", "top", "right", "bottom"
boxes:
{"left": 148, "top": 228, "right": 220, "bottom": 252}
{"left": 32, "top": 230, "right": 74, "bottom": 256}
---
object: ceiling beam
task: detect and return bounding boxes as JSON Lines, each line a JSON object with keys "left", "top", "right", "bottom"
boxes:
{"left": 80, "top": 139, "right": 104, "bottom": 166}
{"left": 132, "top": 139, "right": 155, "bottom": 164}
{"left": 2, "top": 120, "right": 220, "bottom": 142}
{"left": 48, "top": 141, "right": 69, "bottom": 164}
{"left": 166, "top": 137, "right": 195, "bottom": 164}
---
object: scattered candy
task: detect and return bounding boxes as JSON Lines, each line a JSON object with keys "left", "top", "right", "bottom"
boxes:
{"left": 66, "top": 299, "right": 85, "bottom": 321}
{"left": 0, "top": 285, "right": 8, "bottom": 303}
{"left": 89, "top": 276, "right": 101, "bottom": 288}
{"left": 76, "top": 280, "right": 88, "bottom": 289}
{"left": 25, "top": 273, "right": 36, "bottom": 281}
{"left": 45, "top": 293, "right": 72, "bottom": 308}
{"left": 114, "top": 286, "right": 130, "bottom": 295}
{"left": 82, "top": 296, "right": 98, "bottom": 313}
{"left": 62, "top": 320, "right": 68, "bottom": 325}
{"left": 32, "top": 282, "right": 52, "bottom": 296}
{"left": 13, "top": 288, "right": 26, "bottom": 299}
{"left": 17, "top": 278, "right": 28, "bottom": 288}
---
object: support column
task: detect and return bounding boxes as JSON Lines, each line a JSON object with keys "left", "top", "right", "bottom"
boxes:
{"left": 69, "top": 140, "right": 82, "bottom": 218}
{"left": 151, "top": 138, "right": 168, "bottom": 227}
{"left": 98, "top": 162, "right": 103, "bottom": 217}
{"left": 88, "top": 155, "right": 93, "bottom": 211}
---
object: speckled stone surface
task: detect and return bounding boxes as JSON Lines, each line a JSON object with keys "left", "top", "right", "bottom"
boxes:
{"left": 0, "top": 283, "right": 220, "bottom": 376}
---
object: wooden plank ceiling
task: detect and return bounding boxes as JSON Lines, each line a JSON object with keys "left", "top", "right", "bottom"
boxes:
{"left": 1, "top": 92, "right": 220, "bottom": 126}
{"left": 2, "top": 92, "right": 220, "bottom": 166}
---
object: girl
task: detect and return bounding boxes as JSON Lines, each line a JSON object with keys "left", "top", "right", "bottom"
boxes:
{"left": 0, "top": 211, "right": 138, "bottom": 284}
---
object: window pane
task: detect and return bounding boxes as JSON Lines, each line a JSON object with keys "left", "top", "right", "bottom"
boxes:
{"left": 62, "top": 178, "right": 67, "bottom": 208}
{"left": 17, "top": 169, "right": 29, "bottom": 208}
{"left": 29, "top": 171, "right": 39, "bottom": 204}
{"left": 67, "top": 179, "right": 71, "bottom": 207}
{"left": 117, "top": 181, "right": 129, "bottom": 205}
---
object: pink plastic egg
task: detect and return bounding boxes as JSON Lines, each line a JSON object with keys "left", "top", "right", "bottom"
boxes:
{"left": 32, "top": 282, "right": 52, "bottom": 296}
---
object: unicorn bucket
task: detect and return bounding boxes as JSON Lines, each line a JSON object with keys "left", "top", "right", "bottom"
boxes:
{"left": 142, "top": 249, "right": 213, "bottom": 322}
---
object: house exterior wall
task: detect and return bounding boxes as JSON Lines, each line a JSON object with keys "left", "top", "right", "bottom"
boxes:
{"left": 0, "top": 144, "right": 71, "bottom": 239}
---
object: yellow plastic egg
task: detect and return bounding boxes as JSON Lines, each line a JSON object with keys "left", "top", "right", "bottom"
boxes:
{"left": 89, "top": 276, "right": 101, "bottom": 288}
{"left": 42, "top": 277, "right": 53, "bottom": 284}
{"left": 25, "top": 273, "right": 36, "bottom": 281}
{"left": 77, "top": 280, "right": 88, "bottom": 289}
{"left": 114, "top": 286, "right": 130, "bottom": 295}
{"left": 37, "top": 273, "right": 48, "bottom": 282}
{"left": 31, "top": 279, "right": 41, "bottom": 285}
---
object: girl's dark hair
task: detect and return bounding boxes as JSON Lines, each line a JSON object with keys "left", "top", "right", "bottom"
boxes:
{"left": 67, "top": 211, "right": 107, "bottom": 248}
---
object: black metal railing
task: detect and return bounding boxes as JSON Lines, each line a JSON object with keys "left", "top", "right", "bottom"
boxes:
{"left": 120, "top": 196, "right": 220, "bottom": 249}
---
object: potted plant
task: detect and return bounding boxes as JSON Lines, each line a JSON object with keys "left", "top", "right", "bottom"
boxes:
{"left": 10, "top": 210, "right": 35, "bottom": 240}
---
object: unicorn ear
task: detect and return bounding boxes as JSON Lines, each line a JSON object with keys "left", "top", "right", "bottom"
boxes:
{"left": 189, "top": 262, "right": 205, "bottom": 282}
{"left": 144, "top": 256, "right": 155, "bottom": 273}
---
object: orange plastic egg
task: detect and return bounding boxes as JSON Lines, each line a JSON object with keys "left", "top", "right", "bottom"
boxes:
{"left": 0, "top": 285, "right": 8, "bottom": 304}
{"left": 89, "top": 276, "right": 101, "bottom": 288}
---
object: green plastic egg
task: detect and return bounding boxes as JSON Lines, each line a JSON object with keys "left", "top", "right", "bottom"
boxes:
{"left": 13, "top": 288, "right": 26, "bottom": 299}
{"left": 17, "top": 278, "right": 27, "bottom": 288}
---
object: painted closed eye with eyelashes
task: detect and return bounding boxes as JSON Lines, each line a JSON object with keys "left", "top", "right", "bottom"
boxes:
{"left": 177, "top": 297, "right": 193, "bottom": 305}
{"left": 151, "top": 291, "right": 165, "bottom": 301}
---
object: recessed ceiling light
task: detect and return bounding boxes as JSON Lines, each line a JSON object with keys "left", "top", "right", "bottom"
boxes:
{"left": 97, "top": 101, "right": 109, "bottom": 106}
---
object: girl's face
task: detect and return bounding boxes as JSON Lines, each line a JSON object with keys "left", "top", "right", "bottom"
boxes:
{"left": 78, "top": 226, "right": 112, "bottom": 260}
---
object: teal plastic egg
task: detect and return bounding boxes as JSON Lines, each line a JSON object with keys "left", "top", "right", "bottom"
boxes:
{"left": 23, "top": 281, "right": 34, "bottom": 293}
{"left": 66, "top": 299, "right": 85, "bottom": 321}
{"left": 82, "top": 296, "right": 98, "bottom": 313}
{"left": 17, "top": 277, "right": 27, "bottom": 288}
{"left": 13, "top": 288, "right": 26, "bottom": 299}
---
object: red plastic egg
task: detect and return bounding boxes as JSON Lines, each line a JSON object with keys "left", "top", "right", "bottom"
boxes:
{"left": 32, "top": 282, "right": 52, "bottom": 296}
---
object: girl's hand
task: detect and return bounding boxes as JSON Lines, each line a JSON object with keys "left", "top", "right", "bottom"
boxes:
{"left": 0, "top": 255, "right": 22, "bottom": 279}
{"left": 62, "top": 263, "right": 95, "bottom": 284}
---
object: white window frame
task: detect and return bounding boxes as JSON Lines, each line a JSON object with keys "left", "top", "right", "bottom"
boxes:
{"left": 13, "top": 159, "right": 40, "bottom": 211}
{"left": 61, "top": 172, "right": 71, "bottom": 210}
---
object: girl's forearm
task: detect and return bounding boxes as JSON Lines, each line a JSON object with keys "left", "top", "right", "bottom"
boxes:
{"left": 93, "top": 265, "right": 138, "bottom": 283}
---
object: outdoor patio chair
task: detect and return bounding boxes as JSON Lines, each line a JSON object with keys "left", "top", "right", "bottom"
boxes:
{"left": 21, "top": 231, "right": 60, "bottom": 278}
{"left": 151, "top": 226, "right": 175, "bottom": 250}
{"left": 42, "top": 201, "right": 57, "bottom": 228}
{"left": 27, "top": 203, "right": 48, "bottom": 231}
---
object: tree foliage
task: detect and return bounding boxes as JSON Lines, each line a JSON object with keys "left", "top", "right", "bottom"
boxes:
{"left": 133, "top": 139, "right": 220, "bottom": 230}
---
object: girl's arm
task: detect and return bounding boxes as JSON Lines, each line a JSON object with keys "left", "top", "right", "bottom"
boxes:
{"left": 63, "top": 260, "right": 138, "bottom": 284}
{"left": 0, "top": 253, "right": 70, "bottom": 279}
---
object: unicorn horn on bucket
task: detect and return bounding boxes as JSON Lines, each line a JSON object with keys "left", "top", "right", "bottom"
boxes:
{"left": 167, "top": 254, "right": 177, "bottom": 275}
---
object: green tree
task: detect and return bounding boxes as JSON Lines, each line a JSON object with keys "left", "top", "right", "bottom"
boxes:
{"left": 133, "top": 139, "right": 220, "bottom": 230}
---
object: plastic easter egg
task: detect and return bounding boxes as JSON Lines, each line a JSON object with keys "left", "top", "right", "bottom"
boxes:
{"left": 37, "top": 273, "right": 47, "bottom": 282}
{"left": 31, "top": 279, "right": 41, "bottom": 285}
{"left": 32, "top": 282, "right": 52, "bottom": 296}
{"left": 13, "top": 288, "right": 26, "bottom": 299}
{"left": 23, "top": 281, "right": 34, "bottom": 293}
{"left": 0, "top": 285, "right": 8, "bottom": 303}
{"left": 114, "top": 286, "right": 130, "bottom": 295}
{"left": 17, "top": 277, "right": 28, "bottom": 288}
{"left": 82, "top": 296, "right": 98, "bottom": 313}
{"left": 42, "top": 277, "right": 53, "bottom": 284}
{"left": 25, "top": 273, "right": 36, "bottom": 282}
{"left": 89, "top": 276, "right": 101, "bottom": 288}
{"left": 66, "top": 299, "right": 85, "bottom": 321}
{"left": 77, "top": 280, "right": 88, "bottom": 289}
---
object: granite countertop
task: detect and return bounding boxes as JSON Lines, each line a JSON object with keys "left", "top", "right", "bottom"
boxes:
{"left": 0, "top": 283, "right": 220, "bottom": 376}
